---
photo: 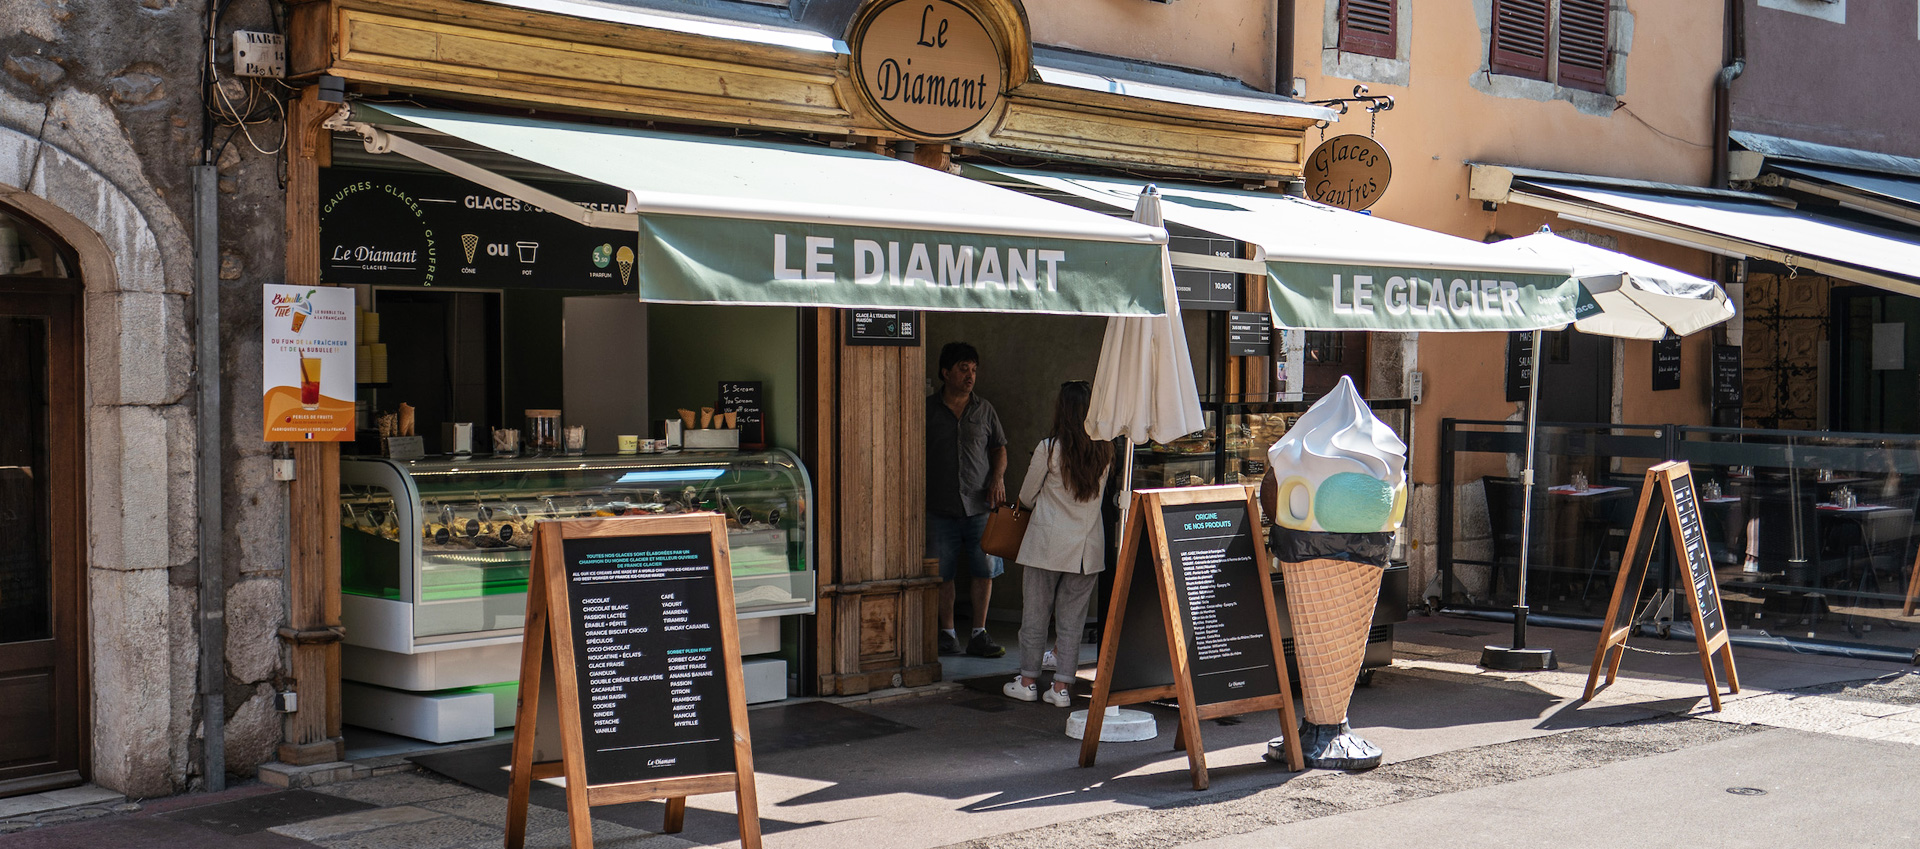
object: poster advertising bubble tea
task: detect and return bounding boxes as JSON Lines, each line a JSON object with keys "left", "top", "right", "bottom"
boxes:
{"left": 263, "top": 284, "right": 356, "bottom": 441}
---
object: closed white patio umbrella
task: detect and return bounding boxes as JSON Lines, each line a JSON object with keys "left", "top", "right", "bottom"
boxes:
{"left": 1085, "top": 186, "right": 1206, "bottom": 520}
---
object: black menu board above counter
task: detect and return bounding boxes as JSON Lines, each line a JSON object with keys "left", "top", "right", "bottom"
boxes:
{"left": 561, "top": 532, "right": 735, "bottom": 784}
{"left": 845, "top": 310, "right": 919, "bottom": 346}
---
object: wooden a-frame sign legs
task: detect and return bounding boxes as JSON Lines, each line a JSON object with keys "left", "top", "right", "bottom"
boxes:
{"left": 505, "top": 515, "right": 761, "bottom": 849}
{"left": 1079, "top": 486, "right": 1304, "bottom": 789}
{"left": 1584, "top": 461, "right": 1739, "bottom": 711}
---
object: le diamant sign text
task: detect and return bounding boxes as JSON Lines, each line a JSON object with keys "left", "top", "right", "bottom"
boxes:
{"left": 853, "top": 0, "right": 1006, "bottom": 139}
{"left": 771, "top": 233, "right": 1065, "bottom": 289}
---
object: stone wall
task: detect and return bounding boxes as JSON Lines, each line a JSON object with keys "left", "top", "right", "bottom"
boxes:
{"left": 1, "top": 0, "right": 291, "bottom": 795}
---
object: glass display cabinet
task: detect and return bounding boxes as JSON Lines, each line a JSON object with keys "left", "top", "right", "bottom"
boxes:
{"left": 338, "top": 450, "right": 813, "bottom": 741}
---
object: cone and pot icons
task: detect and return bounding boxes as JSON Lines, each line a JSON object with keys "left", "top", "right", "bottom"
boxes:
{"left": 1264, "top": 375, "right": 1406, "bottom": 771}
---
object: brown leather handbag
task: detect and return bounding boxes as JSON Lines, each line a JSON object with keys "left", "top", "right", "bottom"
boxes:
{"left": 979, "top": 501, "right": 1032, "bottom": 560}
{"left": 980, "top": 447, "right": 1050, "bottom": 559}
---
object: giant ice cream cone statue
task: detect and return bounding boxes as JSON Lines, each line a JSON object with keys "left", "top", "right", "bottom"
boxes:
{"left": 1266, "top": 375, "right": 1406, "bottom": 770}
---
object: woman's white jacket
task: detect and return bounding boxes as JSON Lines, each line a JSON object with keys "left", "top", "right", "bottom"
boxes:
{"left": 1015, "top": 438, "right": 1109, "bottom": 575}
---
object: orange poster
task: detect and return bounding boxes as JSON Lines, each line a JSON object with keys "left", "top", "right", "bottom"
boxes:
{"left": 263, "top": 284, "right": 355, "bottom": 441}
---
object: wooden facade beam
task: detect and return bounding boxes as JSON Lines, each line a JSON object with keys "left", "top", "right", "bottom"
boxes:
{"left": 279, "top": 88, "right": 347, "bottom": 766}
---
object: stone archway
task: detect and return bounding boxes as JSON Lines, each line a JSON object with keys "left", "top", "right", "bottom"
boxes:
{"left": 0, "top": 121, "right": 197, "bottom": 797}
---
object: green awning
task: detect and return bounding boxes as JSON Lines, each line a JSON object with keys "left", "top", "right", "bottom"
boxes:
{"left": 334, "top": 104, "right": 1169, "bottom": 316}
{"left": 977, "top": 167, "right": 1581, "bottom": 331}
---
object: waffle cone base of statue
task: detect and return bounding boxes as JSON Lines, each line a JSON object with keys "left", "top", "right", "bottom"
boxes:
{"left": 1263, "top": 376, "right": 1405, "bottom": 771}
{"left": 1272, "top": 557, "right": 1384, "bottom": 770}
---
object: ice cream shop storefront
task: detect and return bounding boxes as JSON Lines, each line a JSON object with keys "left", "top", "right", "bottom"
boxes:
{"left": 278, "top": 0, "right": 1364, "bottom": 763}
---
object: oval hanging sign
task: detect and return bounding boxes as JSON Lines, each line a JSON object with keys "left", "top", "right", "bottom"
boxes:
{"left": 852, "top": 0, "right": 1005, "bottom": 140}
{"left": 1304, "top": 134, "right": 1392, "bottom": 211}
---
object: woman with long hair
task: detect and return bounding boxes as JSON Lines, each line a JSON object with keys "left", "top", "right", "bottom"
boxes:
{"left": 1004, "top": 380, "right": 1115, "bottom": 707}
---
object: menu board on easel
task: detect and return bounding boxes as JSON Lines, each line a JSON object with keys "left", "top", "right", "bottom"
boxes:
{"left": 1583, "top": 461, "right": 1739, "bottom": 711}
{"left": 505, "top": 515, "right": 761, "bottom": 849}
{"left": 1081, "top": 485, "right": 1302, "bottom": 788}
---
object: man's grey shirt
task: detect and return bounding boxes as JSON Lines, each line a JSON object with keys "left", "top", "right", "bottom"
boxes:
{"left": 927, "top": 392, "right": 1007, "bottom": 518}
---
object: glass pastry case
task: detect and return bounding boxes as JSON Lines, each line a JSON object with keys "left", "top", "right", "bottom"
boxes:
{"left": 338, "top": 450, "right": 812, "bottom": 741}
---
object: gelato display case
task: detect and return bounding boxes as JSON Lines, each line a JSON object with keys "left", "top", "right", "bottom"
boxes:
{"left": 339, "top": 450, "right": 813, "bottom": 741}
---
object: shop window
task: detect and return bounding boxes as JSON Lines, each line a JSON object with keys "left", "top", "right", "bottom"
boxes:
{"left": 0, "top": 205, "right": 75, "bottom": 278}
{"left": 1338, "top": 0, "right": 1398, "bottom": 59}
{"left": 1489, "top": 0, "right": 1611, "bottom": 92}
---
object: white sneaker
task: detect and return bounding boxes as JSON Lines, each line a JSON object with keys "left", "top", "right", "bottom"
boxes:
{"left": 1042, "top": 686, "right": 1072, "bottom": 708}
{"left": 1002, "top": 676, "right": 1039, "bottom": 702}
{"left": 1041, "top": 650, "right": 1057, "bottom": 671}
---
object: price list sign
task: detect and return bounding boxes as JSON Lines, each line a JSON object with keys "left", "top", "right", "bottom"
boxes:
{"left": 507, "top": 514, "right": 761, "bottom": 849}
{"left": 563, "top": 533, "right": 733, "bottom": 783}
{"left": 1080, "top": 485, "right": 1302, "bottom": 787}
{"left": 1162, "top": 503, "right": 1280, "bottom": 705}
{"left": 1584, "top": 461, "right": 1738, "bottom": 712}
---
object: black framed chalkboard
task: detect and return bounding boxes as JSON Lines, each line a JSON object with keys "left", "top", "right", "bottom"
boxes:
{"left": 1652, "top": 337, "right": 1682, "bottom": 391}
{"left": 1505, "top": 332, "right": 1534, "bottom": 402}
{"left": 508, "top": 515, "right": 762, "bottom": 849}
{"left": 560, "top": 532, "right": 735, "bottom": 784}
{"left": 1712, "top": 345, "right": 1742, "bottom": 408}
{"left": 844, "top": 310, "right": 919, "bottom": 346}
{"left": 1584, "top": 462, "right": 1738, "bottom": 711}
{"left": 718, "top": 381, "right": 766, "bottom": 449}
{"left": 1082, "top": 485, "right": 1301, "bottom": 787}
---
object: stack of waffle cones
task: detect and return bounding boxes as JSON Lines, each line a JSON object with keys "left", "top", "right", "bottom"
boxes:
{"left": 1280, "top": 557, "right": 1383, "bottom": 725}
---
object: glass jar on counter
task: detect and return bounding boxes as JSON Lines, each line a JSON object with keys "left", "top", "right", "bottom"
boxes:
{"left": 525, "top": 409, "right": 562, "bottom": 456}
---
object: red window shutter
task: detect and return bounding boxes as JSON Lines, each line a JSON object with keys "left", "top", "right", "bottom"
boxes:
{"left": 1489, "top": 0, "right": 1550, "bottom": 80}
{"left": 1557, "top": 0, "right": 1611, "bottom": 92}
{"left": 1338, "top": 0, "right": 1397, "bottom": 59}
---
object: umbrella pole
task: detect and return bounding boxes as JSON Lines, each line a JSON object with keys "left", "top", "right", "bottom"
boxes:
{"left": 1115, "top": 440, "right": 1136, "bottom": 535}
{"left": 1482, "top": 329, "right": 1558, "bottom": 671}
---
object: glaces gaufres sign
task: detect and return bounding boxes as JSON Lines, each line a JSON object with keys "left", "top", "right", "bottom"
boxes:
{"left": 1303, "top": 135, "right": 1392, "bottom": 212}
{"left": 852, "top": 0, "right": 1005, "bottom": 139}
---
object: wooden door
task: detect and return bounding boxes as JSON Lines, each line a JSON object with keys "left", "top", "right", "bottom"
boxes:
{"left": 0, "top": 283, "right": 85, "bottom": 796}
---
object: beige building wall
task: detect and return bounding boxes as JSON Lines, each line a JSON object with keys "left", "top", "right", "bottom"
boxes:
{"left": 1026, "top": 0, "right": 1278, "bottom": 89}
{"left": 1288, "top": 1, "right": 1726, "bottom": 598}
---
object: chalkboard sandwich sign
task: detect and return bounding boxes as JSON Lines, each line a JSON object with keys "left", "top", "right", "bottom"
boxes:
{"left": 1583, "top": 460, "right": 1739, "bottom": 711}
{"left": 1080, "top": 485, "right": 1304, "bottom": 788}
{"left": 506, "top": 514, "right": 761, "bottom": 849}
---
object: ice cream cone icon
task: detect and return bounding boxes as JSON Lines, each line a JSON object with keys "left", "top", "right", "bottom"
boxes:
{"left": 461, "top": 234, "right": 478, "bottom": 264}
{"left": 615, "top": 246, "right": 634, "bottom": 286}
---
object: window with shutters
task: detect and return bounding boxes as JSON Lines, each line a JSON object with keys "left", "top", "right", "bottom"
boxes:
{"left": 1555, "top": 0, "right": 1610, "bottom": 92}
{"left": 1488, "top": 0, "right": 1613, "bottom": 92}
{"left": 1338, "top": 0, "right": 1398, "bottom": 59}
{"left": 1489, "top": 0, "right": 1551, "bottom": 79}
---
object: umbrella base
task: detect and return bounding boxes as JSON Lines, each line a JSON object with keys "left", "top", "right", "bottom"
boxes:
{"left": 1479, "top": 645, "right": 1559, "bottom": 671}
{"left": 1266, "top": 721, "right": 1381, "bottom": 771}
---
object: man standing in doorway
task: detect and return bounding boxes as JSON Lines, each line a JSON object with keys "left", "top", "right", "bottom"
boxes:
{"left": 928, "top": 341, "right": 1008, "bottom": 657}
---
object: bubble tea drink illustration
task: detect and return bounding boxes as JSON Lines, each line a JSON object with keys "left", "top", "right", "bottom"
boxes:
{"left": 299, "top": 352, "right": 323, "bottom": 410}
{"left": 290, "top": 297, "right": 313, "bottom": 333}
{"left": 1264, "top": 375, "right": 1406, "bottom": 770}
